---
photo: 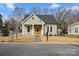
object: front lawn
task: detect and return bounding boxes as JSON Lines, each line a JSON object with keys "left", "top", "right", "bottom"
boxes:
{"left": 63, "top": 34, "right": 79, "bottom": 39}
{"left": 0, "top": 35, "right": 35, "bottom": 42}
{"left": 40, "top": 35, "right": 79, "bottom": 43}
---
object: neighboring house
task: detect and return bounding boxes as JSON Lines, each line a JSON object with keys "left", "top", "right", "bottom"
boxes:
{"left": 68, "top": 22, "right": 79, "bottom": 35}
{"left": 22, "top": 13, "right": 57, "bottom": 35}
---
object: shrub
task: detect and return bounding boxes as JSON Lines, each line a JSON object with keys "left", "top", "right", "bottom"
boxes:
{"left": 49, "top": 34, "right": 52, "bottom": 36}
{"left": 2, "top": 25, "right": 9, "bottom": 36}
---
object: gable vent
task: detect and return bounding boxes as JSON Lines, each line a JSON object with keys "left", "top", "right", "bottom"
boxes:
{"left": 32, "top": 15, "right": 34, "bottom": 20}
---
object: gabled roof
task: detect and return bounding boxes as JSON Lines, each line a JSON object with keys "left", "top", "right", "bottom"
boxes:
{"left": 68, "top": 22, "right": 79, "bottom": 27}
{"left": 36, "top": 15, "right": 57, "bottom": 24}
{"left": 23, "top": 14, "right": 57, "bottom": 24}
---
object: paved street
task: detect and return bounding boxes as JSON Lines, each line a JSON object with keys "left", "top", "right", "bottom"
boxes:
{"left": 0, "top": 43, "right": 79, "bottom": 56}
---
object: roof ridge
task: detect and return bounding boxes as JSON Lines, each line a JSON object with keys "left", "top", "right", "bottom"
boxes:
{"left": 23, "top": 14, "right": 57, "bottom": 24}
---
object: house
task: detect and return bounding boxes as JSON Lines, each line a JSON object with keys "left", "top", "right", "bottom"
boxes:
{"left": 22, "top": 13, "right": 57, "bottom": 35}
{"left": 68, "top": 22, "right": 79, "bottom": 35}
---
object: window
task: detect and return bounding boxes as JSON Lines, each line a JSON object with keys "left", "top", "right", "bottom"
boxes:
{"left": 27, "top": 26, "right": 30, "bottom": 32}
{"left": 75, "top": 27, "right": 78, "bottom": 33}
{"left": 50, "top": 26, "right": 52, "bottom": 32}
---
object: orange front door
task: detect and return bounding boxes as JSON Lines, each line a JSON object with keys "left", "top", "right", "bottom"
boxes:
{"left": 34, "top": 25, "right": 41, "bottom": 34}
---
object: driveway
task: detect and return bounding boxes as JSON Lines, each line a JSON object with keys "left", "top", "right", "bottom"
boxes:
{"left": 0, "top": 42, "right": 79, "bottom": 56}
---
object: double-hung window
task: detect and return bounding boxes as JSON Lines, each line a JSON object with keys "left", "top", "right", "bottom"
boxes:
{"left": 75, "top": 27, "right": 78, "bottom": 33}
{"left": 50, "top": 26, "right": 52, "bottom": 32}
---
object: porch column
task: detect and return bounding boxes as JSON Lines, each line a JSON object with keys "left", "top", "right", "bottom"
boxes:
{"left": 41, "top": 25, "right": 44, "bottom": 35}
{"left": 32, "top": 25, "right": 34, "bottom": 35}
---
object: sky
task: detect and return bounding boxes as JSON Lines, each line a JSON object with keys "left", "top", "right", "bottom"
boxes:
{"left": 0, "top": 3, "right": 79, "bottom": 21}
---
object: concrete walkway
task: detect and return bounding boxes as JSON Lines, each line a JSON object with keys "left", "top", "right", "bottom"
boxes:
{"left": 35, "top": 35, "right": 41, "bottom": 42}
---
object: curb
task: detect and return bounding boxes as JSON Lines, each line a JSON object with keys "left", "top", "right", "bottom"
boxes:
{"left": 0, "top": 42, "right": 79, "bottom": 45}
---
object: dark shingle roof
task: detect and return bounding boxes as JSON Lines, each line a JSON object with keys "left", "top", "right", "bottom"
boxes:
{"left": 37, "top": 15, "right": 57, "bottom": 24}
{"left": 23, "top": 15, "right": 57, "bottom": 24}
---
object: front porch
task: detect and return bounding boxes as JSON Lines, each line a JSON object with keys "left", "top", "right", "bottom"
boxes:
{"left": 22, "top": 24, "right": 44, "bottom": 35}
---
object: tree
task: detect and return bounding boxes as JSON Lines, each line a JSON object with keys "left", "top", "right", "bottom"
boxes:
{"left": 30, "top": 7, "right": 55, "bottom": 15}
{"left": 42, "top": 8, "right": 54, "bottom": 15}
{"left": 57, "top": 20, "right": 67, "bottom": 34}
{"left": 2, "top": 21, "right": 9, "bottom": 36}
{"left": 31, "top": 7, "right": 41, "bottom": 15}
{"left": 12, "top": 7, "right": 25, "bottom": 21}
{"left": 9, "top": 7, "right": 25, "bottom": 39}
{"left": 9, "top": 17, "right": 17, "bottom": 33}
{"left": 42, "top": 8, "right": 49, "bottom": 15}
{"left": 7, "top": 17, "right": 16, "bottom": 40}
{"left": 54, "top": 8, "right": 74, "bottom": 35}
{"left": 0, "top": 14, "right": 3, "bottom": 30}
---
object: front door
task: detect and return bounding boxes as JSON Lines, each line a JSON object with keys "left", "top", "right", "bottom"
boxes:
{"left": 34, "top": 25, "right": 41, "bottom": 34}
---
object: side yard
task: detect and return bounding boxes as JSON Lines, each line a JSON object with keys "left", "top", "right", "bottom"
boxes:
{"left": 40, "top": 35, "right": 79, "bottom": 43}
{"left": 64, "top": 34, "right": 79, "bottom": 39}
